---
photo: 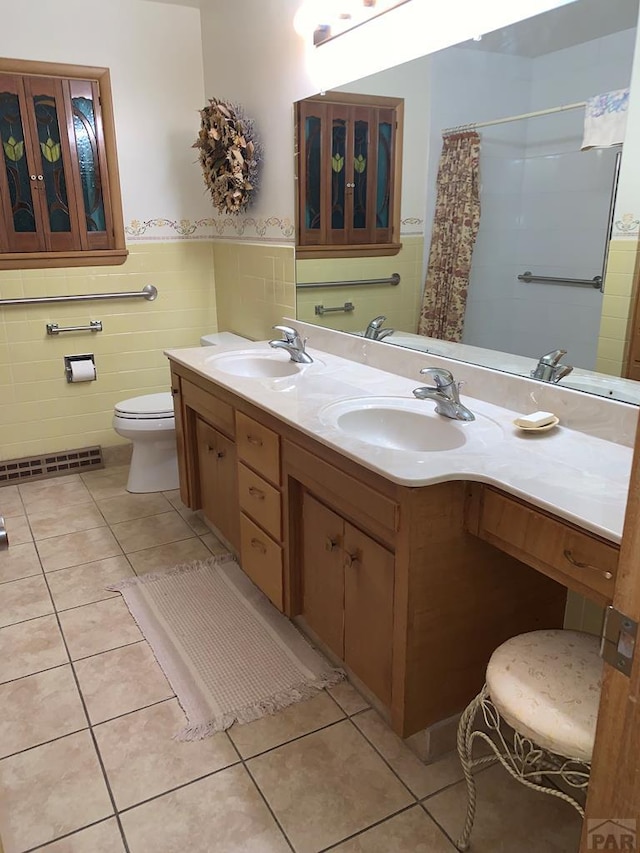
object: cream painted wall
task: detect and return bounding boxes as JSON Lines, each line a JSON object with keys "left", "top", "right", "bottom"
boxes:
{"left": 0, "top": 0, "right": 218, "bottom": 461}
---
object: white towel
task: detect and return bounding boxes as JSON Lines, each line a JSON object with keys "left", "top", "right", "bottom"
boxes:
{"left": 582, "top": 88, "right": 629, "bottom": 150}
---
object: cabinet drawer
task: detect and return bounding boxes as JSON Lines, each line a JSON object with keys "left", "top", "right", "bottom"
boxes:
{"left": 240, "top": 514, "right": 283, "bottom": 610}
{"left": 182, "top": 379, "right": 235, "bottom": 438}
{"left": 478, "top": 488, "right": 618, "bottom": 601}
{"left": 236, "top": 412, "right": 280, "bottom": 485}
{"left": 238, "top": 463, "right": 281, "bottom": 540}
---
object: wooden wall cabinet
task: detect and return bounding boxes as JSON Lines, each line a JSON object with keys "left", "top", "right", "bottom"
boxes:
{"left": 296, "top": 92, "right": 403, "bottom": 259}
{"left": 0, "top": 59, "right": 126, "bottom": 269}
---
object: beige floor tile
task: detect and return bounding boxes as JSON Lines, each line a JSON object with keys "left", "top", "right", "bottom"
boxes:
{"left": 29, "top": 502, "right": 106, "bottom": 541}
{"left": 0, "top": 485, "right": 25, "bottom": 518}
{"left": 164, "top": 492, "right": 210, "bottom": 535}
{"left": 58, "top": 597, "right": 142, "bottom": 660}
{"left": 47, "top": 555, "right": 133, "bottom": 611}
{"left": 3, "top": 515, "right": 32, "bottom": 545}
{"left": 424, "top": 763, "right": 582, "bottom": 852}
{"left": 96, "top": 492, "right": 172, "bottom": 524}
{"left": 81, "top": 466, "right": 130, "bottom": 501}
{"left": 331, "top": 805, "right": 456, "bottom": 852}
{"left": 95, "top": 698, "right": 238, "bottom": 809}
{"left": 0, "top": 614, "right": 68, "bottom": 684}
{"left": 74, "top": 642, "right": 173, "bottom": 724}
{"left": 120, "top": 764, "right": 290, "bottom": 853}
{"left": 353, "top": 710, "right": 463, "bottom": 799}
{"left": 37, "top": 527, "right": 122, "bottom": 573}
{"left": 111, "top": 511, "right": 195, "bottom": 553}
{"left": 20, "top": 479, "right": 93, "bottom": 515}
{"left": 37, "top": 818, "right": 125, "bottom": 852}
{"left": 201, "top": 532, "right": 231, "bottom": 556}
{"left": 0, "top": 730, "right": 113, "bottom": 852}
{"left": 328, "top": 680, "right": 370, "bottom": 715}
{"left": 0, "top": 574, "right": 53, "bottom": 628}
{"left": 229, "top": 692, "right": 345, "bottom": 759}
{"left": 0, "top": 541, "right": 42, "bottom": 583}
{"left": 0, "top": 665, "right": 87, "bottom": 758}
{"left": 127, "top": 537, "right": 213, "bottom": 575}
{"left": 248, "top": 719, "right": 413, "bottom": 853}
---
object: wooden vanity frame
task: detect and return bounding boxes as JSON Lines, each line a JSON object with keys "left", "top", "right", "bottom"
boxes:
{"left": 169, "top": 359, "right": 622, "bottom": 740}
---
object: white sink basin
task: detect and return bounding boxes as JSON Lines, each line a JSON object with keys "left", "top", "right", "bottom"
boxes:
{"left": 208, "top": 351, "right": 311, "bottom": 378}
{"left": 319, "top": 396, "right": 502, "bottom": 453}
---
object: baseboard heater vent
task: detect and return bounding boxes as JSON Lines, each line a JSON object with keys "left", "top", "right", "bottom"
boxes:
{"left": 0, "top": 446, "right": 104, "bottom": 484}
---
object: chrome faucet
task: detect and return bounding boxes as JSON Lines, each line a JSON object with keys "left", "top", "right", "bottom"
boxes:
{"left": 364, "top": 315, "right": 394, "bottom": 341}
{"left": 531, "top": 349, "right": 573, "bottom": 383}
{"left": 268, "top": 325, "right": 313, "bottom": 363}
{"left": 413, "top": 367, "right": 475, "bottom": 422}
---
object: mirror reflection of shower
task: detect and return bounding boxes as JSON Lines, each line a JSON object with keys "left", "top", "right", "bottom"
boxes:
{"left": 422, "top": 36, "right": 632, "bottom": 371}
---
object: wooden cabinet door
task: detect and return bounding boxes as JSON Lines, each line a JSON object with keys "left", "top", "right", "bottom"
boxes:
{"left": 196, "top": 418, "right": 239, "bottom": 552}
{"left": 344, "top": 522, "right": 394, "bottom": 706}
{"left": 302, "top": 492, "right": 344, "bottom": 659}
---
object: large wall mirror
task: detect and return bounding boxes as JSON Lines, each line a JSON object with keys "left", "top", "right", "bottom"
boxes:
{"left": 294, "top": 0, "right": 640, "bottom": 405}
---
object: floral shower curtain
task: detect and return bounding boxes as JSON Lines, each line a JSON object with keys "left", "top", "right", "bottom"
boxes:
{"left": 417, "top": 131, "right": 481, "bottom": 342}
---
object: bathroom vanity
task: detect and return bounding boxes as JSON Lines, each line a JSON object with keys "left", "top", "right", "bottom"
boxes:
{"left": 167, "top": 338, "right": 631, "bottom": 740}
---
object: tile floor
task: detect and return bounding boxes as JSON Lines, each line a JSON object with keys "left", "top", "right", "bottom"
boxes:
{"left": 0, "top": 467, "right": 582, "bottom": 852}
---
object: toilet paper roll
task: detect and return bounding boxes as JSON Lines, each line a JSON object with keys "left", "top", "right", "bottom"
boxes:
{"left": 69, "top": 359, "right": 96, "bottom": 382}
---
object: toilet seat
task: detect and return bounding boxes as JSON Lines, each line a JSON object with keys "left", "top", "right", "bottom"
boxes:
{"left": 114, "top": 392, "right": 174, "bottom": 420}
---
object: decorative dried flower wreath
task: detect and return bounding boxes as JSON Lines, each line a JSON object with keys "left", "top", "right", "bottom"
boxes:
{"left": 193, "top": 98, "right": 260, "bottom": 215}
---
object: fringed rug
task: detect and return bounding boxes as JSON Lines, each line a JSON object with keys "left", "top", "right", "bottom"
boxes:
{"left": 108, "top": 554, "right": 344, "bottom": 740}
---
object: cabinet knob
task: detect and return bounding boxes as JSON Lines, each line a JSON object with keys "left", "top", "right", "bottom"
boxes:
{"left": 171, "top": 388, "right": 179, "bottom": 396}
{"left": 325, "top": 537, "right": 338, "bottom": 552}
{"left": 344, "top": 551, "right": 360, "bottom": 568}
{"left": 248, "top": 486, "right": 265, "bottom": 500}
{"left": 563, "top": 549, "right": 613, "bottom": 580}
{"left": 30, "top": 174, "right": 37, "bottom": 180}
{"left": 247, "top": 434, "right": 263, "bottom": 447}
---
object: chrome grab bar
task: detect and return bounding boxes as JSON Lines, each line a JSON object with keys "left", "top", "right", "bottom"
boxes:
{"left": 298, "top": 274, "right": 400, "bottom": 289}
{"left": 0, "top": 283, "right": 157, "bottom": 307}
{"left": 314, "top": 302, "right": 355, "bottom": 315}
{"left": 518, "top": 272, "right": 602, "bottom": 289}
{"left": 0, "top": 516, "right": 8, "bottom": 550}
{"left": 46, "top": 320, "right": 103, "bottom": 335}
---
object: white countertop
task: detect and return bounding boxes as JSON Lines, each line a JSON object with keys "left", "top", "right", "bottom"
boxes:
{"left": 166, "top": 341, "right": 633, "bottom": 545}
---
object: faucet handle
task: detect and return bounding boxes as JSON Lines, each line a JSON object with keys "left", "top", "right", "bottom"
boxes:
{"left": 419, "top": 367, "right": 454, "bottom": 388}
{"left": 540, "top": 348, "right": 567, "bottom": 365}
{"left": 272, "top": 324, "right": 298, "bottom": 343}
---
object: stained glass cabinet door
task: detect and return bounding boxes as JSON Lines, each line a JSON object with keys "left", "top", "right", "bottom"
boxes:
{"left": 296, "top": 93, "right": 402, "bottom": 257}
{"left": 0, "top": 71, "right": 115, "bottom": 257}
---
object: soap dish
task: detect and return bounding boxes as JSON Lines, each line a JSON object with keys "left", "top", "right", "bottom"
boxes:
{"left": 513, "top": 415, "right": 560, "bottom": 433}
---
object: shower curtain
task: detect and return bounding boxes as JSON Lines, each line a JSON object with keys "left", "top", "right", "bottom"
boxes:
{"left": 417, "top": 131, "right": 481, "bottom": 342}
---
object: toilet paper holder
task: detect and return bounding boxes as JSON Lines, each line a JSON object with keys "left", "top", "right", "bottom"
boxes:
{"left": 64, "top": 354, "right": 96, "bottom": 383}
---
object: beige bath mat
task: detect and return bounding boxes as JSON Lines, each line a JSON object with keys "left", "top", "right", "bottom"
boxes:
{"left": 108, "top": 555, "right": 344, "bottom": 739}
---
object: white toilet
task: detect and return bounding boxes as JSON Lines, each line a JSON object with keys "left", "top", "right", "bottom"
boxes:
{"left": 112, "top": 392, "right": 179, "bottom": 493}
{"left": 113, "top": 333, "right": 248, "bottom": 494}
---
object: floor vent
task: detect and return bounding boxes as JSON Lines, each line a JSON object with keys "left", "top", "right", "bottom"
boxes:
{"left": 0, "top": 446, "right": 104, "bottom": 485}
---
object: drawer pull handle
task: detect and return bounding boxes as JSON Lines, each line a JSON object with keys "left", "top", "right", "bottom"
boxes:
{"left": 171, "top": 388, "right": 179, "bottom": 396}
{"left": 248, "top": 486, "right": 265, "bottom": 500}
{"left": 325, "top": 537, "right": 338, "bottom": 552}
{"left": 247, "top": 434, "right": 263, "bottom": 447}
{"left": 344, "top": 551, "right": 360, "bottom": 569}
{"left": 250, "top": 537, "right": 267, "bottom": 554}
{"left": 563, "top": 549, "right": 613, "bottom": 580}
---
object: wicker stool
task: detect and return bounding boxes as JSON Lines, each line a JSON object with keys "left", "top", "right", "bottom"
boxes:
{"left": 455, "top": 629, "right": 603, "bottom": 851}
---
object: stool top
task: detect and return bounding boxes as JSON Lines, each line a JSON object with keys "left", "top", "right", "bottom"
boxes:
{"left": 486, "top": 630, "right": 602, "bottom": 762}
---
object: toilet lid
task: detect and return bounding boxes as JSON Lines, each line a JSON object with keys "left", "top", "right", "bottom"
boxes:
{"left": 115, "top": 392, "right": 174, "bottom": 419}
